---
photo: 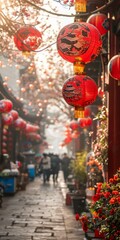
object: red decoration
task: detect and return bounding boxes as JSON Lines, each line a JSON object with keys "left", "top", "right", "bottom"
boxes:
{"left": 69, "top": 120, "right": 79, "bottom": 130}
{"left": 14, "top": 118, "right": 26, "bottom": 130}
{"left": 87, "top": 13, "right": 109, "bottom": 36}
{"left": 57, "top": 22, "right": 102, "bottom": 64}
{"left": 14, "top": 26, "right": 42, "bottom": 52}
{"left": 10, "top": 110, "right": 19, "bottom": 121}
{"left": 84, "top": 107, "right": 91, "bottom": 117}
{"left": 25, "top": 124, "right": 39, "bottom": 133}
{"left": 0, "top": 99, "right": 13, "bottom": 113}
{"left": 62, "top": 75, "right": 98, "bottom": 118}
{"left": 78, "top": 117, "right": 92, "bottom": 128}
{"left": 108, "top": 55, "right": 120, "bottom": 80}
{"left": 2, "top": 113, "right": 13, "bottom": 126}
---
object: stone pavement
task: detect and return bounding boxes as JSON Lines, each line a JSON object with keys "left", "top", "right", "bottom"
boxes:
{"left": 0, "top": 171, "right": 85, "bottom": 240}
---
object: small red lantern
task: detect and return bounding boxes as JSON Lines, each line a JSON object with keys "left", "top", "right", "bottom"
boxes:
{"left": 14, "top": 26, "right": 42, "bottom": 52}
{"left": 69, "top": 120, "right": 79, "bottom": 130}
{"left": 62, "top": 75, "right": 98, "bottom": 118}
{"left": 0, "top": 99, "right": 13, "bottom": 113}
{"left": 78, "top": 117, "right": 92, "bottom": 128}
{"left": 57, "top": 22, "right": 102, "bottom": 64}
{"left": 10, "top": 110, "right": 19, "bottom": 121}
{"left": 25, "top": 124, "right": 39, "bottom": 133}
{"left": 2, "top": 113, "right": 13, "bottom": 126}
{"left": 87, "top": 13, "right": 109, "bottom": 36}
{"left": 14, "top": 118, "right": 26, "bottom": 130}
{"left": 108, "top": 55, "right": 120, "bottom": 80}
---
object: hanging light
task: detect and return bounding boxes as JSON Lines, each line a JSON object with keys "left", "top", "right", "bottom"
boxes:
{"left": 57, "top": 22, "right": 102, "bottom": 75}
{"left": 62, "top": 74, "right": 98, "bottom": 118}
{"left": 87, "top": 13, "right": 109, "bottom": 36}
{"left": 108, "top": 55, "right": 120, "bottom": 80}
{"left": 14, "top": 26, "right": 42, "bottom": 52}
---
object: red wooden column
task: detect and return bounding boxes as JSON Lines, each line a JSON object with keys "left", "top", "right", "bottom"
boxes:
{"left": 108, "top": 4, "right": 120, "bottom": 178}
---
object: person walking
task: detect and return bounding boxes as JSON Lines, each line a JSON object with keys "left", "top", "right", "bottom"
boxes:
{"left": 41, "top": 153, "right": 51, "bottom": 183}
{"left": 51, "top": 154, "right": 61, "bottom": 183}
{"left": 61, "top": 153, "right": 71, "bottom": 182}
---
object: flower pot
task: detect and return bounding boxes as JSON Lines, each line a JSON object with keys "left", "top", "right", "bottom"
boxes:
{"left": 72, "top": 195, "right": 86, "bottom": 214}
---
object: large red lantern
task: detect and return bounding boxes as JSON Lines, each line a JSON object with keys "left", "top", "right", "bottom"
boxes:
{"left": 14, "top": 26, "right": 42, "bottom": 52}
{"left": 87, "top": 13, "right": 109, "bottom": 36}
{"left": 108, "top": 55, "right": 120, "bottom": 80}
{"left": 0, "top": 99, "right": 13, "bottom": 113}
{"left": 62, "top": 75, "right": 98, "bottom": 118}
{"left": 57, "top": 22, "right": 102, "bottom": 64}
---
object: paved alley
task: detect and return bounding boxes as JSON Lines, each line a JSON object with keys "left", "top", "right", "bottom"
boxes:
{"left": 0, "top": 171, "right": 85, "bottom": 240}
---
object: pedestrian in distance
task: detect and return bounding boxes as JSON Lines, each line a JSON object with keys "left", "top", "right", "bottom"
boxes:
{"left": 61, "top": 153, "right": 71, "bottom": 182}
{"left": 51, "top": 154, "right": 61, "bottom": 183}
{"left": 41, "top": 153, "right": 51, "bottom": 183}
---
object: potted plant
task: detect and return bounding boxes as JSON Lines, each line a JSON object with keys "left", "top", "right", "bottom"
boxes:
{"left": 76, "top": 168, "right": 120, "bottom": 239}
{"left": 69, "top": 151, "right": 87, "bottom": 214}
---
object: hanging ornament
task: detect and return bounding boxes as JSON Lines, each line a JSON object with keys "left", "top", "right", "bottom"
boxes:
{"left": 108, "top": 55, "right": 120, "bottom": 80}
{"left": 57, "top": 22, "right": 102, "bottom": 70}
{"left": 10, "top": 110, "right": 19, "bottom": 121}
{"left": 0, "top": 99, "right": 13, "bottom": 113}
{"left": 69, "top": 120, "right": 79, "bottom": 130}
{"left": 14, "top": 118, "right": 26, "bottom": 130}
{"left": 14, "top": 26, "right": 42, "bottom": 52}
{"left": 2, "top": 113, "right": 13, "bottom": 127}
{"left": 87, "top": 13, "right": 109, "bottom": 36}
{"left": 62, "top": 74, "right": 98, "bottom": 118}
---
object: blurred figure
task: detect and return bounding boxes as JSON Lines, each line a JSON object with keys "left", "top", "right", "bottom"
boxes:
{"left": 61, "top": 153, "right": 71, "bottom": 182}
{"left": 51, "top": 154, "right": 61, "bottom": 183}
{"left": 35, "top": 153, "right": 43, "bottom": 177}
{"left": 41, "top": 153, "right": 51, "bottom": 183}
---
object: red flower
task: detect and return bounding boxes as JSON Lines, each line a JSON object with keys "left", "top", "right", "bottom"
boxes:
{"left": 75, "top": 213, "right": 80, "bottom": 221}
{"left": 92, "top": 193, "right": 101, "bottom": 202}
{"left": 103, "top": 191, "right": 111, "bottom": 198}
{"left": 109, "top": 178, "right": 114, "bottom": 183}
{"left": 113, "top": 174, "right": 118, "bottom": 181}
{"left": 112, "top": 190, "right": 119, "bottom": 195}
{"left": 109, "top": 197, "right": 116, "bottom": 204}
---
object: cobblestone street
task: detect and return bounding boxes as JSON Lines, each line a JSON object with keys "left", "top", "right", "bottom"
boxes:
{"left": 0, "top": 171, "right": 85, "bottom": 240}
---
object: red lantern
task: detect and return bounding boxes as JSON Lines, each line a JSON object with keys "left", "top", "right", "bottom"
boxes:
{"left": 14, "top": 118, "right": 26, "bottom": 130}
{"left": 62, "top": 75, "right": 98, "bottom": 118}
{"left": 0, "top": 99, "right": 13, "bottom": 113}
{"left": 85, "top": 117, "right": 92, "bottom": 126}
{"left": 14, "top": 26, "right": 42, "bottom": 52}
{"left": 78, "top": 117, "right": 92, "bottom": 128}
{"left": 69, "top": 120, "right": 79, "bottom": 130}
{"left": 10, "top": 110, "right": 19, "bottom": 121}
{"left": 87, "top": 13, "right": 109, "bottom": 36}
{"left": 108, "top": 55, "right": 120, "bottom": 80}
{"left": 57, "top": 22, "right": 102, "bottom": 64}
{"left": 2, "top": 113, "right": 13, "bottom": 126}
